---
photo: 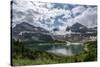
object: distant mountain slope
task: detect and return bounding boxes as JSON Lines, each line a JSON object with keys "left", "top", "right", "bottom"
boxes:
{"left": 12, "top": 22, "right": 49, "bottom": 33}
{"left": 12, "top": 22, "right": 53, "bottom": 42}
{"left": 12, "top": 22, "right": 97, "bottom": 43}
{"left": 70, "top": 22, "right": 88, "bottom": 33}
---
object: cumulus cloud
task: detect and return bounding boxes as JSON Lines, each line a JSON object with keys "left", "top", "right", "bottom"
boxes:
{"left": 74, "top": 7, "right": 97, "bottom": 28}
{"left": 72, "top": 6, "right": 86, "bottom": 16}
{"left": 12, "top": 0, "right": 97, "bottom": 34}
{"left": 12, "top": 0, "right": 72, "bottom": 30}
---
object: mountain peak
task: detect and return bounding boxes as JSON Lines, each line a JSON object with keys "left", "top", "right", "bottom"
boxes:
{"left": 66, "top": 22, "right": 88, "bottom": 33}
{"left": 13, "top": 22, "right": 49, "bottom": 33}
{"left": 72, "top": 22, "right": 86, "bottom": 27}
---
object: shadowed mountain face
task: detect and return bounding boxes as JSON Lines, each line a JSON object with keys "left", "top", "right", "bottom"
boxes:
{"left": 67, "top": 22, "right": 97, "bottom": 34}
{"left": 12, "top": 22, "right": 49, "bottom": 33}
{"left": 12, "top": 22, "right": 53, "bottom": 42}
{"left": 70, "top": 22, "right": 88, "bottom": 33}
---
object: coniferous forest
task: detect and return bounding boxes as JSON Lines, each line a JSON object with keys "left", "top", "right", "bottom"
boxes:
{"left": 12, "top": 40, "right": 97, "bottom": 66}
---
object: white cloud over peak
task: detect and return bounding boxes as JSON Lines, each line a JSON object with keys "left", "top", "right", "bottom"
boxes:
{"left": 74, "top": 7, "right": 97, "bottom": 28}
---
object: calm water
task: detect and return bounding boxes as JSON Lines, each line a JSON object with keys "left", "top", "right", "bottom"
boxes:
{"left": 26, "top": 43, "right": 84, "bottom": 56}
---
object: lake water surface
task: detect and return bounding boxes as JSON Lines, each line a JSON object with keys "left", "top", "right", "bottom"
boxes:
{"left": 26, "top": 43, "right": 84, "bottom": 56}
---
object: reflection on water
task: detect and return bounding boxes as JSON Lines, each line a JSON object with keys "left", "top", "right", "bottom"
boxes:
{"left": 47, "top": 43, "right": 83, "bottom": 56}
{"left": 47, "top": 47, "right": 73, "bottom": 56}
{"left": 26, "top": 43, "right": 84, "bottom": 56}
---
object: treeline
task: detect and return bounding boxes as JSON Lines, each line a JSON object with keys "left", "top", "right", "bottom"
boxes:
{"left": 12, "top": 40, "right": 97, "bottom": 66}
{"left": 22, "top": 40, "right": 66, "bottom": 45}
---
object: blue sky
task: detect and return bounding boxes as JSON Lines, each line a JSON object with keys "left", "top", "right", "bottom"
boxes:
{"left": 12, "top": 0, "right": 97, "bottom": 34}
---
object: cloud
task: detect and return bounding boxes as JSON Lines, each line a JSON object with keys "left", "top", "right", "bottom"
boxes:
{"left": 12, "top": 0, "right": 72, "bottom": 30}
{"left": 72, "top": 6, "right": 86, "bottom": 17}
{"left": 74, "top": 7, "right": 97, "bottom": 28}
{"left": 12, "top": 0, "right": 97, "bottom": 34}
